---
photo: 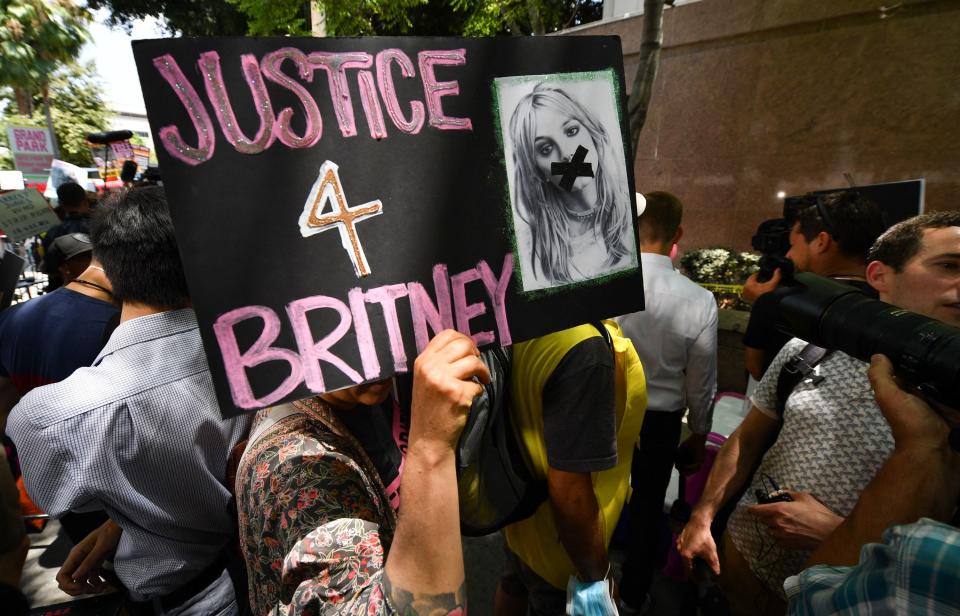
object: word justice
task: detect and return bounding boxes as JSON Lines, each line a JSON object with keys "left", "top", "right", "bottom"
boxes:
{"left": 153, "top": 47, "right": 474, "bottom": 166}
{"left": 214, "top": 253, "right": 514, "bottom": 409}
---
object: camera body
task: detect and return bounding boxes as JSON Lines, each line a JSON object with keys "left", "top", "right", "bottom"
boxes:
{"left": 751, "top": 218, "right": 795, "bottom": 283}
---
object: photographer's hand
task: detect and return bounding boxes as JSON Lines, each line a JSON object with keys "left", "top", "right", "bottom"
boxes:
{"left": 741, "top": 269, "right": 782, "bottom": 304}
{"left": 748, "top": 491, "right": 843, "bottom": 550}
{"left": 868, "top": 354, "right": 960, "bottom": 449}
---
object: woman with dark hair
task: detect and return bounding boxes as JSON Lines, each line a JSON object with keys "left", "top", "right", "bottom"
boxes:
{"left": 235, "top": 330, "right": 488, "bottom": 615}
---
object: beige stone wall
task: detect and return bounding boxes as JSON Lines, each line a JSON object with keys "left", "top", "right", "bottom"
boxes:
{"left": 568, "top": 0, "right": 960, "bottom": 251}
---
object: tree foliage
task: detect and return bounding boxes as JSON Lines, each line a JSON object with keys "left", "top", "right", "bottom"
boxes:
{"left": 0, "top": 0, "right": 90, "bottom": 114}
{"left": 85, "top": 0, "right": 248, "bottom": 36}
{"left": 1, "top": 61, "right": 109, "bottom": 167}
{"left": 88, "top": 0, "right": 602, "bottom": 37}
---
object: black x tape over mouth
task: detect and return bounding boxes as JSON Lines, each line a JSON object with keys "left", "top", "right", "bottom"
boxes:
{"left": 551, "top": 145, "right": 594, "bottom": 191}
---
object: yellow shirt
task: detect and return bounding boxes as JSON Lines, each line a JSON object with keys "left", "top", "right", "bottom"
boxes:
{"left": 503, "top": 322, "right": 647, "bottom": 589}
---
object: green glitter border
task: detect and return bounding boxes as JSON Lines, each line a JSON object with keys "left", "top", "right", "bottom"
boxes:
{"left": 490, "top": 68, "right": 637, "bottom": 299}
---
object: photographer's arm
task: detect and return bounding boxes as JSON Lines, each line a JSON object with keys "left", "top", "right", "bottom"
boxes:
{"left": 805, "top": 355, "right": 960, "bottom": 567}
{"left": 678, "top": 408, "right": 780, "bottom": 574}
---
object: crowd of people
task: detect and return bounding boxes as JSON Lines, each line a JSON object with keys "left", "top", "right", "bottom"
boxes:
{"left": 0, "top": 179, "right": 958, "bottom": 616}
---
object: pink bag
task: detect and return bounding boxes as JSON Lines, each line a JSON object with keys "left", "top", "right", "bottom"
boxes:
{"left": 663, "top": 432, "right": 726, "bottom": 579}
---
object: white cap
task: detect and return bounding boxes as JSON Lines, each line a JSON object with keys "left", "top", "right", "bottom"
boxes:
{"left": 635, "top": 192, "right": 646, "bottom": 217}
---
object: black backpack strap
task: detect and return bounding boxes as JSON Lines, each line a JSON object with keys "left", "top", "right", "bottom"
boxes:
{"left": 590, "top": 320, "right": 613, "bottom": 349}
{"left": 774, "top": 344, "right": 832, "bottom": 417}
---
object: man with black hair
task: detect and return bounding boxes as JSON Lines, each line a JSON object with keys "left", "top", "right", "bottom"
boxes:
{"left": 741, "top": 191, "right": 886, "bottom": 379}
{"left": 42, "top": 182, "right": 93, "bottom": 290}
{"left": 616, "top": 191, "right": 718, "bottom": 613}
{"left": 8, "top": 186, "right": 251, "bottom": 614}
{"left": 678, "top": 211, "right": 960, "bottom": 614}
{"left": 0, "top": 234, "right": 115, "bottom": 424}
{"left": 0, "top": 235, "right": 117, "bottom": 543}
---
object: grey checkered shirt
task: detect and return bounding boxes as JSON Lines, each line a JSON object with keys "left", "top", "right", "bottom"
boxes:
{"left": 7, "top": 308, "right": 252, "bottom": 598}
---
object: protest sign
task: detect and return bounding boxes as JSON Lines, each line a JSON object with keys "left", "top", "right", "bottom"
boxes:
{"left": 133, "top": 36, "right": 644, "bottom": 417}
{"left": 44, "top": 159, "right": 97, "bottom": 199}
{"left": 0, "top": 250, "right": 25, "bottom": 311}
{"left": 0, "top": 189, "right": 58, "bottom": 241}
{"left": 88, "top": 140, "right": 152, "bottom": 181}
{"left": 0, "top": 171, "right": 25, "bottom": 191}
{"left": 7, "top": 126, "right": 55, "bottom": 186}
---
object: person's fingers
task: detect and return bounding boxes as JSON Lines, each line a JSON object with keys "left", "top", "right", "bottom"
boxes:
{"left": 443, "top": 378, "right": 485, "bottom": 411}
{"left": 57, "top": 575, "right": 92, "bottom": 596}
{"left": 55, "top": 567, "right": 77, "bottom": 589}
{"left": 448, "top": 354, "right": 491, "bottom": 385}
{"left": 867, "top": 354, "right": 900, "bottom": 404}
{"left": 88, "top": 572, "right": 109, "bottom": 594}
{"left": 57, "top": 543, "right": 89, "bottom": 584}
{"left": 770, "top": 268, "right": 782, "bottom": 284}
{"left": 425, "top": 329, "right": 477, "bottom": 358}
{"left": 72, "top": 545, "right": 106, "bottom": 582}
{"left": 707, "top": 548, "right": 721, "bottom": 577}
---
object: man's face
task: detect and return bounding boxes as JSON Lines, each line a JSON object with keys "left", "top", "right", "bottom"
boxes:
{"left": 785, "top": 223, "right": 814, "bottom": 273}
{"left": 877, "top": 226, "right": 960, "bottom": 327}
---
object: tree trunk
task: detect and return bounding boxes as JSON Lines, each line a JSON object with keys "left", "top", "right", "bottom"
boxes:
{"left": 627, "top": 0, "right": 666, "bottom": 158}
{"left": 14, "top": 87, "right": 33, "bottom": 116}
{"left": 310, "top": 1, "right": 326, "bottom": 36}
{"left": 42, "top": 86, "right": 61, "bottom": 160}
{"left": 527, "top": 0, "right": 544, "bottom": 35}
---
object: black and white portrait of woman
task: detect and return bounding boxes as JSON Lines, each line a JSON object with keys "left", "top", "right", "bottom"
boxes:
{"left": 495, "top": 71, "right": 638, "bottom": 292}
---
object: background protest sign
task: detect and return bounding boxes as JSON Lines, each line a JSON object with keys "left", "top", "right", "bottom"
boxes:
{"left": 7, "top": 126, "right": 55, "bottom": 186}
{"left": 43, "top": 159, "right": 96, "bottom": 199}
{"left": 0, "top": 189, "right": 58, "bottom": 241}
{"left": 88, "top": 140, "right": 152, "bottom": 181}
{"left": 0, "top": 171, "right": 25, "bottom": 191}
{"left": 133, "top": 36, "right": 644, "bottom": 417}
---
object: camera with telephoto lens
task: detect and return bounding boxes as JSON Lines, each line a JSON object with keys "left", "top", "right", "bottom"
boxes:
{"left": 775, "top": 273, "right": 960, "bottom": 409}
{"left": 751, "top": 219, "right": 795, "bottom": 283}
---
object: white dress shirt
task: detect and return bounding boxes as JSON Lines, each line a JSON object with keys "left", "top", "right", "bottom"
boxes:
{"left": 616, "top": 253, "right": 718, "bottom": 434}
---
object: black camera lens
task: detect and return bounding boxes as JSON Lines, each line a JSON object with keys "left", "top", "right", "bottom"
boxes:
{"left": 778, "top": 273, "right": 960, "bottom": 408}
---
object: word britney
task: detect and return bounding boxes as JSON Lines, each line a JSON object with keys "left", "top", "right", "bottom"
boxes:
{"left": 215, "top": 254, "right": 513, "bottom": 409}
{"left": 153, "top": 47, "right": 473, "bottom": 166}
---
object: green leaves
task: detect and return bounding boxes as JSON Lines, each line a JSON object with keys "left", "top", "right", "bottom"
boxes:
{"left": 1, "top": 62, "right": 109, "bottom": 167}
{"left": 0, "top": 0, "right": 90, "bottom": 99}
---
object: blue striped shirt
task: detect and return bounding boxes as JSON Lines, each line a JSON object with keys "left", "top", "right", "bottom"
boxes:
{"left": 7, "top": 309, "right": 251, "bottom": 598}
{"left": 786, "top": 518, "right": 960, "bottom": 615}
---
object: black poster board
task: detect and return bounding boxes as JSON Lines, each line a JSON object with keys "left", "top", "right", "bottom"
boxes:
{"left": 133, "top": 36, "right": 644, "bottom": 417}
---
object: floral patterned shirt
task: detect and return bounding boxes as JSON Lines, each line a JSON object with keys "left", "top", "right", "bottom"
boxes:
{"left": 236, "top": 398, "right": 399, "bottom": 615}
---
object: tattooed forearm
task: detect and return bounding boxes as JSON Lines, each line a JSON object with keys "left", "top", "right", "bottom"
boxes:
{"left": 382, "top": 571, "right": 467, "bottom": 616}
